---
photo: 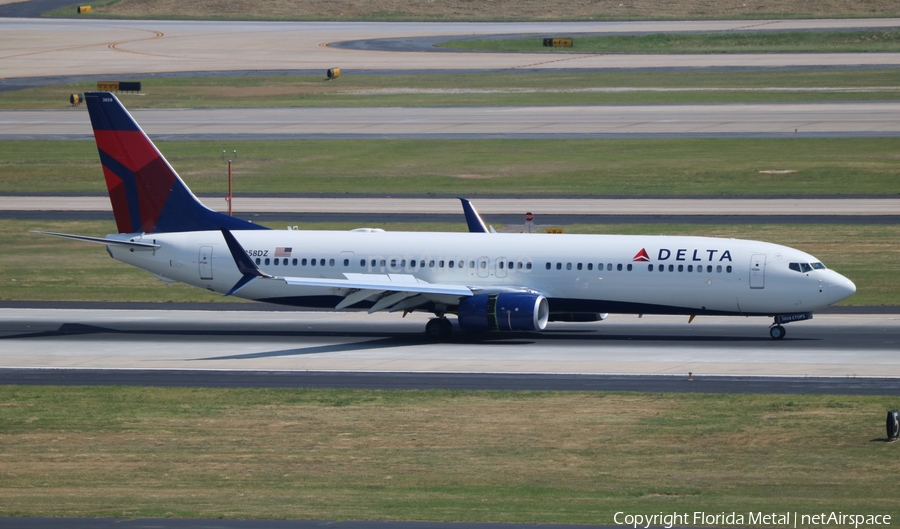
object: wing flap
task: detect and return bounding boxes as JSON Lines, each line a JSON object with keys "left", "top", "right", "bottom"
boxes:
{"left": 282, "top": 274, "right": 474, "bottom": 297}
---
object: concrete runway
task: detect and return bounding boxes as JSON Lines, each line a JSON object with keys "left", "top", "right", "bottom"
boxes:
{"left": 4, "top": 103, "right": 900, "bottom": 139}
{"left": 3, "top": 19, "right": 900, "bottom": 79}
{"left": 2, "top": 308, "right": 899, "bottom": 378}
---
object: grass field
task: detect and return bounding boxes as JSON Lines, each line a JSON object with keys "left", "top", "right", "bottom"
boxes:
{"left": 2, "top": 138, "right": 900, "bottom": 196}
{"left": 47, "top": 0, "right": 900, "bottom": 20}
{"left": 1, "top": 386, "right": 898, "bottom": 522}
{"left": 442, "top": 29, "right": 900, "bottom": 53}
{"left": 1, "top": 220, "right": 895, "bottom": 306}
{"left": 5, "top": 70, "right": 900, "bottom": 110}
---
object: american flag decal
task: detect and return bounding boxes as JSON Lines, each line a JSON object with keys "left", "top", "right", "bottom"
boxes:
{"left": 275, "top": 247, "right": 292, "bottom": 257}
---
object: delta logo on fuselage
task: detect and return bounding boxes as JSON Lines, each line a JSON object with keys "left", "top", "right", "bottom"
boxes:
{"left": 633, "top": 248, "right": 733, "bottom": 262}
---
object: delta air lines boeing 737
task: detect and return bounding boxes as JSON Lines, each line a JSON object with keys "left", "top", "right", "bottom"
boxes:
{"left": 37, "top": 92, "right": 856, "bottom": 339}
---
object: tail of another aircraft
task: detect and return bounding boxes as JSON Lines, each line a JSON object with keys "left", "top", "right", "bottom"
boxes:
{"left": 84, "top": 92, "right": 266, "bottom": 234}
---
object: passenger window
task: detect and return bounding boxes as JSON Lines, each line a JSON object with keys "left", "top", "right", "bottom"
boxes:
{"left": 255, "top": 258, "right": 261, "bottom": 265}
{"left": 264, "top": 258, "right": 270, "bottom": 266}
{"left": 311, "top": 259, "right": 316, "bottom": 267}
{"left": 649, "top": 264, "right": 654, "bottom": 271}
{"left": 546, "top": 263, "right": 551, "bottom": 270}
{"left": 420, "top": 260, "right": 426, "bottom": 268}
{"left": 293, "top": 258, "right": 298, "bottom": 266}
{"left": 557, "top": 263, "right": 562, "bottom": 270}
{"left": 707, "top": 265, "right": 712, "bottom": 273}
{"left": 470, "top": 261, "right": 475, "bottom": 268}
{"left": 401, "top": 260, "right": 407, "bottom": 267}
{"left": 391, "top": 259, "right": 397, "bottom": 268}
{"left": 526, "top": 263, "right": 532, "bottom": 270}
{"left": 607, "top": 264, "right": 613, "bottom": 271}
{"left": 449, "top": 261, "right": 455, "bottom": 268}
{"left": 430, "top": 260, "right": 435, "bottom": 268}
{"left": 598, "top": 263, "right": 604, "bottom": 270}
{"left": 668, "top": 264, "right": 674, "bottom": 272}
{"left": 716, "top": 265, "right": 722, "bottom": 273}
{"left": 567, "top": 263, "right": 572, "bottom": 270}
{"left": 439, "top": 260, "right": 445, "bottom": 268}
{"left": 726, "top": 265, "right": 732, "bottom": 273}
{"left": 627, "top": 264, "right": 633, "bottom": 271}
{"left": 688, "top": 265, "right": 693, "bottom": 272}
{"left": 329, "top": 259, "right": 335, "bottom": 266}
{"left": 587, "top": 263, "right": 593, "bottom": 271}
{"left": 320, "top": 259, "right": 326, "bottom": 266}
{"left": 460, "top": 261, "right": 465, "bottom": 269}
{"left": 379, "top": 259, "right": 385, "bottom": 267}
{"left": 360, "top": 259, "right": 366, "bottom": 267}
{"left": 678, "top": 265, "right": 683, "bottom": 272}
{"left": 499, "top": 261, "right": 504, "bottom": 269}
{"left": 343, "top": 259, "right": 349, "bottom": 267}
{"left": 617, "top": 263, "right": 622, "bottom": 271}
{"left": 577, "top": 263, "right": 583, "bottom": 271}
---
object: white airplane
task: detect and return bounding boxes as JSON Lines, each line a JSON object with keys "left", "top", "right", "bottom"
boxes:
{"left": 37, "top": 92, "right": 856, "bottom": 340}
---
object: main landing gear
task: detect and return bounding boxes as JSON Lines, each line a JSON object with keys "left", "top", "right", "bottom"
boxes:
{"left": 769, "top": 324, "right": 786, "bottom": 340}
{"left": 425, "top": 317, "right": 453, "bottom": 339}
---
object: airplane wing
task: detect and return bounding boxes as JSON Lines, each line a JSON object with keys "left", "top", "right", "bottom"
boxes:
{"left": 220, "top": 229, "right": 475, "bottom": 312}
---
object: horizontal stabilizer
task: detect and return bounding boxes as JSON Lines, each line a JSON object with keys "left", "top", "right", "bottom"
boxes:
{"left": 31, "top": 231, "right": 160, "bottom": 249}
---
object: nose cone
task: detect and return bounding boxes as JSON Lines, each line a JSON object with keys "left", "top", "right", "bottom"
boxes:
{"left": 829, "top": 274, "right": 857, "bottom": 305}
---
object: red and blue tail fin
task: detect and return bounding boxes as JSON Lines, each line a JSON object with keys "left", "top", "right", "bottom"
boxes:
{"left": 85, "top": 92, "right": 267, "bottom": 234}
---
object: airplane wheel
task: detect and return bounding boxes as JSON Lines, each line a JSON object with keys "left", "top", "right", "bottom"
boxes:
{"left": 769, "top": 325, "right": 786, "bottom": 340}
{"left": 426, "top": 318, "right": 452, "bottom": 339}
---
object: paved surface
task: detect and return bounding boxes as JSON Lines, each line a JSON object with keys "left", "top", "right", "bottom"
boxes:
{"left": 4, "top": 196, "right": 900, "bottom": 216}
{"left": 2, "top": 309, "right": 898, "bottom": 377}
{"left": 4, "top": 103, "right": 900, "bottom": 139}
{"left": 3, "top": 19, "right": 900, "bottom": 80}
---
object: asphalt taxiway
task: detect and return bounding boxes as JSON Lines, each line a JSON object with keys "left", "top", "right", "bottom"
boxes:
{"left": 2, "top": 308, "right": 899, "bottom": 380}
{"left": 3, "top": 18, "right": 900, "bottom": 79}
{"left": 4, "top": 103, "right": 900, "bottom": 139}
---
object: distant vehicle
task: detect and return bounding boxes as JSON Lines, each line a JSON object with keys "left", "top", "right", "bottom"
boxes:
{"left": 37, "top": 92, "right": 856, "bottom": 339}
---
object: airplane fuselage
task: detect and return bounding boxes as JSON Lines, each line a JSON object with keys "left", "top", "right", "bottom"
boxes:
{"left": 109, "top": 229, "right": 855, "bottom": 318}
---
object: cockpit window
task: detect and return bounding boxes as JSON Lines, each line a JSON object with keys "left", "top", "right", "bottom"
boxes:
{"left": 789, "top": 262, "right": 819, "bottom": 273}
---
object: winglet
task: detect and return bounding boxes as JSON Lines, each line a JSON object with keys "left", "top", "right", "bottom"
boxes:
{"left": 459, "top": 198, "right": 489, "bottom": 233}
{"left": 220, "top": 229, "right": 274, "bottom": 296}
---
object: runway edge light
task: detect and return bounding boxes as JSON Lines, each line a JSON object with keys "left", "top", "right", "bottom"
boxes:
{"left": 327, "top": 68, "right": 341, "bottom": 80}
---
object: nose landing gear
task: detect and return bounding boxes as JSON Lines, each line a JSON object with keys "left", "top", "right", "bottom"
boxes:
{"left": 769, "top": 324, "right": 786, "bottom": 340}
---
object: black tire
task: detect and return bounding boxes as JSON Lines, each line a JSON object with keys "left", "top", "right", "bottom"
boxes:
{"left": 769, "top": 325, "right": 786, "bottom": 340}
{"left": 888, "top": 410, "right": 900, "bottom": 441}
{"left": 439, "top": 318, "right": 453, "bottom": 336}
{"left": 425, "top": 318, "right": 444, "bottom": 339}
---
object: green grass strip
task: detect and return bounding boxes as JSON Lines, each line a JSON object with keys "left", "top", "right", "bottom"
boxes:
{"left": 2, "top": 138, "right": 900, "bottom": 195}
{"left": 3, "top": 69, "right": 900, "bottom": 109}
{"left": 442, "top": 30, "right": 900, "bottom": 53}
{"left": 1, "top": 386, "right": 898, "bottom": 521}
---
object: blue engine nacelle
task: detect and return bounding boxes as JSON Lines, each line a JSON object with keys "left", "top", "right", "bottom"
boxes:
{"left": 457, "top": 293, "right": 550, "bottom": 332}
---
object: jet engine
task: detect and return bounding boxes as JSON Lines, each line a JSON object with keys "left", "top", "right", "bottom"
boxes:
{"left": 457, "top": 293, "right": 549, "bottom": 332}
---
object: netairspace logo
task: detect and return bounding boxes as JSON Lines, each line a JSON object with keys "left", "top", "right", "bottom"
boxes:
{"left": 614, "top": 511, "right": 892, "bottom": 529}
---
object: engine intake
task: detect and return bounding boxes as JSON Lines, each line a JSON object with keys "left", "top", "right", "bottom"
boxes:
{"left": 457, "top": 293, "right": 549, "bottom": 332}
